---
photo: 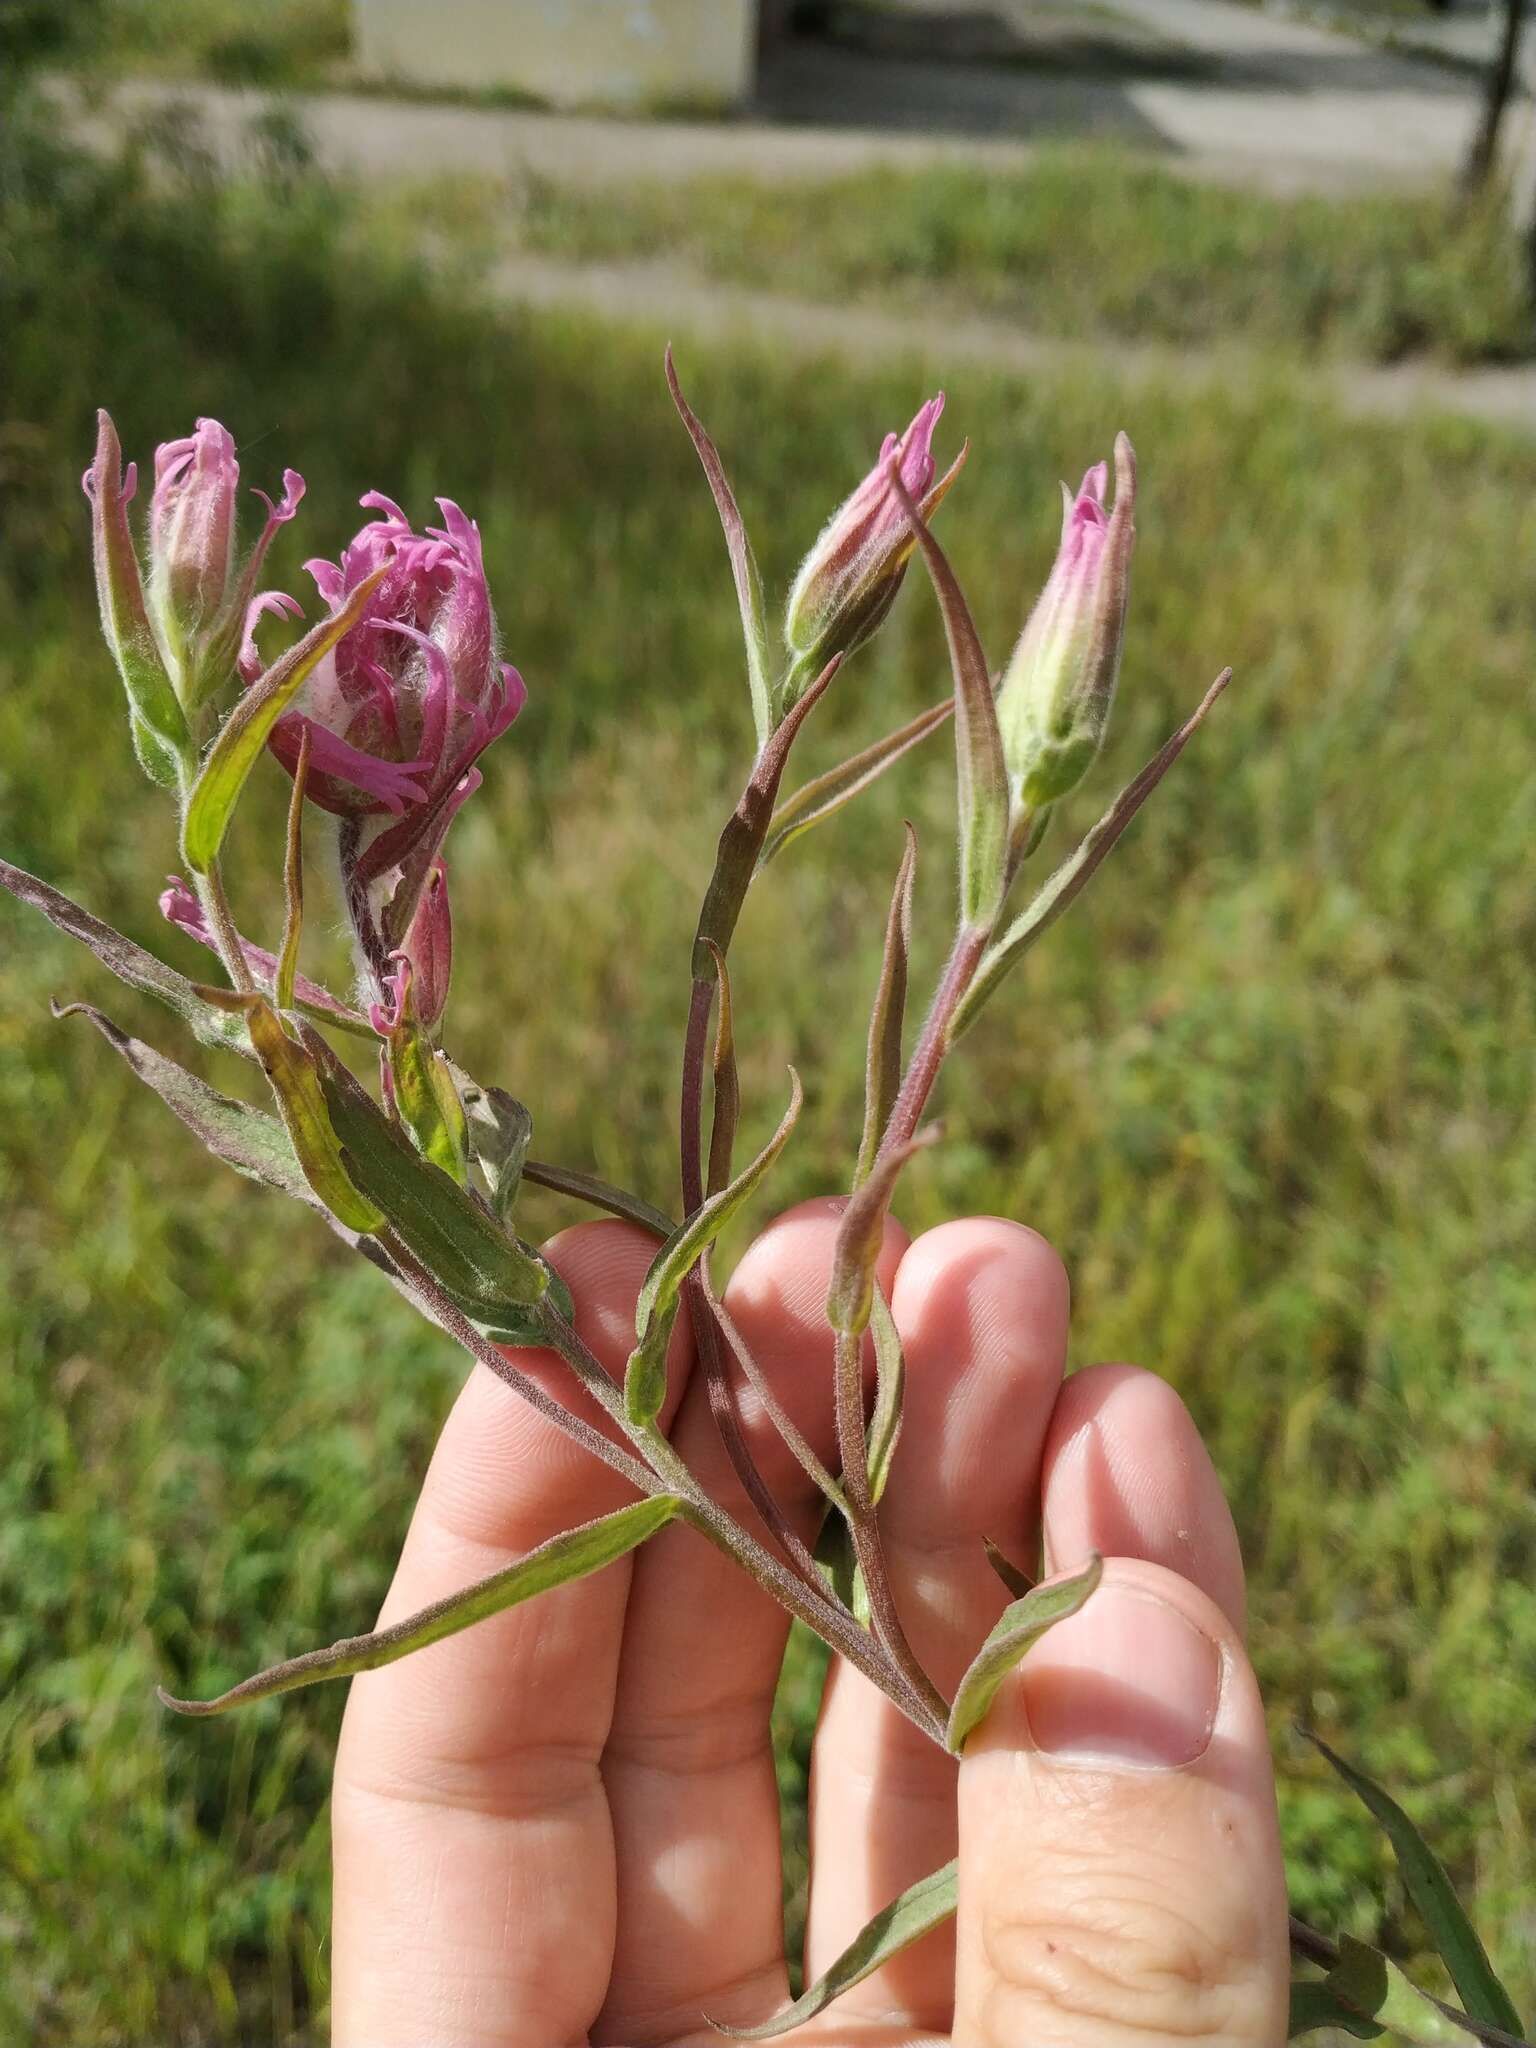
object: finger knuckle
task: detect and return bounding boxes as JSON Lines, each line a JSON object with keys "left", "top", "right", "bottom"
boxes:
{"left": 977, "top": 1865, "right": 1260, "bottom": 2046}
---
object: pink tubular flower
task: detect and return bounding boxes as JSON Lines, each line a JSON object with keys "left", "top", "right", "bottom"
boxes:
{"left": 782, "top": 394, "right": 962, "bottom": 698}
{"left": 997, "top": 434, "right": 1137, "bottom": 810}
{"left": 245, "top": 493, "right": 523, "bottom": 977}
{"left": 83, "top": 409, "right": 304, "bottom": 721}
{"left": 367, "top": 862, "right": 453, "bottom": 1041}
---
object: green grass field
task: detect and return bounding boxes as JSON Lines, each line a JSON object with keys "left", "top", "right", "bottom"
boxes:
{"left": 2, "top": 111, "right": 1535, "bottom": 2045}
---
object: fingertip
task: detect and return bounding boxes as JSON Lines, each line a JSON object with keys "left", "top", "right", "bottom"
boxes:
{"left": 1042, "top": 1364, "right": 1246, "bottom": 1635}
{"left": 726, "top": 1195, "right": 910, "bottom": 1337}
{"left": 893, "top": 1215, "right": 1069, "bottom": 1339}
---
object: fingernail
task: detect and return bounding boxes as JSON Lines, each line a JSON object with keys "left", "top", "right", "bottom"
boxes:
{"left": 1021, "top": 1580, "right": 1221, "bottom": 1770}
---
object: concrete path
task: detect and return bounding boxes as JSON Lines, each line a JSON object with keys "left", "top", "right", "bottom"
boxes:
{"left": 486, "top": 250, "right": 1536, "bottom": 437}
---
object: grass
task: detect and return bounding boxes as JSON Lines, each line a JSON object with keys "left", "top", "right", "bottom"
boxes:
{"left": 499, "top": 148, "right": 1535, "bottom": 367}
{"left": 4, "top": 107, "right": 1536, "bottom": 2043}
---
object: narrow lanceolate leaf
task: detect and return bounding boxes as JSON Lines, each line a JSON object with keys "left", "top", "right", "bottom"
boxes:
{"left": 274, "top": 723, "right": 311, "bottom": 1013}
{"left": 665, "top": 346, "right": 772, "bottom": 748}
{"left": 884, "top": 452, "right": 1009, "bottom": 929}
{"left": 1, "top": 858, "right": 252, "bottom": 1058}
{"left": 855, "top": 823, "right": 917, "bottom": 1187}
{"left": 303, "top": 1026, "right": 550, "bottom": 1320}
{"left": 759, "top": 697, "right": 952, "bottom": 867}
{"left": 201, "top": 989, "right": 384, "bottom": 1234}
{"left": 713, "top": 1860, "right": 958, "bottom": 2039}
{"left": 159, "top": 1495, "right": 684, "bottom": 1718}
{"left": 951, "top": 667, "right": 1235, "bottom": 1038}
{"left": 626, "top": 1069, "right": 803, "bottom": 1427}
{"left": 692, "top": 655, "right": 840, "bottom": 977}
{"left": 519, "top": 1157, "right": 676, "bottom": 1241}
{"left": 181, "top": 562, "right": 388, "bottom": 873}
{"left": 1305, "top": 1732, "right": 1524, "bottom": 2038}
{"left": 865, "top": 1281, "right": 905, "bottom": 1505}
{"left": 452, "top": 1067, "right": 535, "bottom": 1224}
{"left": 946, "top": 1554, "right": 1103, "bottom": 1754}
{"left": 52, "top": 1000, "right": 314, "bottom": 1206}
{"left": 704, "top": 940, "right": 740, "bottom": 1198}
{"left": 827, "top": 1125, "right": 939, "bottom": 1339}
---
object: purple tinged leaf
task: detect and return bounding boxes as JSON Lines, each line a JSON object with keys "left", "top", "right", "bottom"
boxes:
{"left": 950, "top": 668, "right": 1236, "bottom": 1039}
{"left": 711, "top": 1859, "right": 958, "bottom": 2039}
{"left": 627, "top": 1069, "right": 803, "bottom": 1428}
{"left": 946, "top": 1554, "right": 1103, "bottom": 1754}
{"left": 703, "top": 939, "right": 739, "bottom": 1199}
{"left": 197, "top": 987, "right": 385, "bottom": 1234}
{"left": 158, "top": 1495, "right": 684, "bottom": 1717}
{"left": 666, "top": 346, "right": 772, "bottom": 746}
{"left": 983, "top": 1537, "right": 1035, "bottom": 1600}
{"left": 827, "top": 1125, "right": 940, "bottom": 1340}
{"left": 883, "top": 451, "right": 1009, "bottom": 930}
{"left": 855, "top": 823, "right": 917, "bottom": 1188}
{"left": 517, "top": 1158, "right": 676, "bottom": 1240}
{"left": 0, "top": 856, "right": 252, "bottom": 1058}
{"left": 181, "top": 561, "right": 390, "bottom": 874}
{"left": 692, "top": 653, "right": 840, "bottom": 979}
{"left": 758, "top": 696, "right": 952, "bottom": 868}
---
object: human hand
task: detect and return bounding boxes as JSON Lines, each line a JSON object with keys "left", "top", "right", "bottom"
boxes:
{"left": 332, "top": 1202, "right": 1289, "bottom": 2047}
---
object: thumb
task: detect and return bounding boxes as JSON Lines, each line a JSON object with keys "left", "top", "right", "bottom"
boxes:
{"left": 954, "top": 1557, "right": 1289, "bottom": 2048}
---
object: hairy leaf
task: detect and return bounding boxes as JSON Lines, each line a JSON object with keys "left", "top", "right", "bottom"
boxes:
{"left": 713, "top": 1859, "right": 958, "bottom": 2038}
{"left": 952, "top": 668, "right": 1234, "bottom": 1038}
{"left": 627, "top": 1069, "right": 803, "bottom": 1426}
{"left": 181, "top": 563, "right": 387, "bottom": 873}
{"left": 885, "top": 451, "right": 1009, "bottom": 929}
{"left": 519, "top": 1157, "right": 675, "bottom": 1240}
{"left": 760, "top": 698, "right": 952, "bottom": 866}
{"left": 947, "top": 1554, "right": 1103, "bottom": 1754}
{"left": 303, "top": 1026, "right": 549, "bottom": 1316}
{"left": 159, "top": 1495, "right": 683, "bottom": 1716}
{"left": 827, "top": 1126, "right": 939, "bottom": 1339}
{"left": 666, "top": 346, "right": 772, "bottom": 747}
{"left": 856, "top": 823, "right": 917, "bottom": 1188}
{"left": 1306, "top": 1733, "right": 1524, "bottom": 2038}
{"left": 1, "top": 857, "right": 252, "bottom": 1057}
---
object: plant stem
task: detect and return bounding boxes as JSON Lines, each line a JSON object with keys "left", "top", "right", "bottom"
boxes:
{"left": 194, "top": 862, "right": 255, "bottom": 995}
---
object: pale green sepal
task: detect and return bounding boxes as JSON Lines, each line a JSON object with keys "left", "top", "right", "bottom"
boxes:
{"left": 180, "top": 561, "right": 388, "bottom": 873}
{"left": 711, "top": 1860, "right": 957, "bottom": 2038}
{"left": 946, "top": 1554, "right": 1103, "bottom": 1754}
{"left": 158, "top": 1495, "right": 684, "bottom": 1716}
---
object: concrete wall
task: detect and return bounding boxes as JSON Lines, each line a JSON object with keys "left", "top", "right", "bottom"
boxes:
{"left": 354, "top": 0, "right": 759, "bottom": 110}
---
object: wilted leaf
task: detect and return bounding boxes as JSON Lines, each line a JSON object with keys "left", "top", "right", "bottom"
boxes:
{"left": 712, "top": 1859, "right": 957, "bottom": 2038}
{"left": 946, "top": 1554, "right": 1103, "bottom": 1754}
{"left": 160, "top": 1495, "right": 684, "bottom": 1716}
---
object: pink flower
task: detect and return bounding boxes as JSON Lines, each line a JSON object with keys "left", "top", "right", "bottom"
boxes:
{"left": 367, "top": 861, "right": 453, "bottom": 1041}
{"left": 997, "top": 435, "right": 1137, "bottom": 809}
{"left": 783, "top": 394, "right": 961, "bottom": 695}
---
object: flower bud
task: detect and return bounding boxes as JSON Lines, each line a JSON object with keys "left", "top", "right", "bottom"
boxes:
{"left": 997, "top": 434, "right": 1136, "bottom": 809}
{"left": 149, "top": 419, "right": 240, "bottom": 660}
{"left": 782, "top": 394, "right": 960, "bottom": 706}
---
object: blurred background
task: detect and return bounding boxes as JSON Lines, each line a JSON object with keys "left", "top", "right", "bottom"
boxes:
{"left": 3, "top": 1, "right": 1536, "bottom": 2041}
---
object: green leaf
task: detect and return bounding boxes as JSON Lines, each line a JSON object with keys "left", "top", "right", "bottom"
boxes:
{"left": 626, "top": 1068, "right": 803, "bottom": 1427}
{"left": 159, "top": 1495, "right": 684, "bottom": 1716}
{"left": 759, "top": 697, "right": 952, "bottom": 867}
{"left": 951, "top": 667, "right": 1234, "bottom": 1039}
{"left": 856, "top": 823, "right": 916, "bottom": 1188}
{"left": 1, "top": 857, "right": 253, "bottom": 1058}
{"left": 1305, "top": 1732, "right": 1524, "bottom": 2038}
{"left": 454, "top": 1069, "right": 535, "bottom": 1223}
{"left": 305, "top": 1026, "right": 551, "bottom": 1320}
{"left": 983, "top": 1537, "right": 1035, "bottom": 1600}
{"left": 202, "top": 990, "right": 384, "bottom": 1234}
{"left": 52, "top": 999, "right": 315, "bottom": 1208}
{"left": 884, "top": 453, "right": 1009, "bottom": 929}
{"left": 865, "top": 1280, "right": 905, "bottom": 1504}
{"left": 1289, "top": 1979, "right": 1382, "bottom": 2040}
{"left": 666, "top": 346, "right": 772, "bottom": 749}
{"left": 712, "top": 1859, "right": 957, "bottom": 2038}
{"left": 180, "top": 561, "right": 388, "bottom": 873}
{"left": 946, "top": 1554, "right": 1103, "bottom": 1754}
{"left": 827, "top": 1125, "right": 939, "bottom": 1339}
